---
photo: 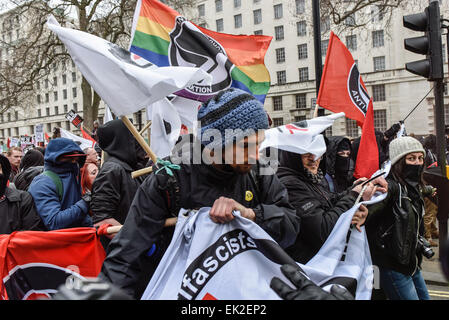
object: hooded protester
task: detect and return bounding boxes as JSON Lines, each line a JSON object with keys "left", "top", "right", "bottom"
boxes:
{"left": 324, "top": 136, "right": 354, "bottom": 193}
{"left": 276, "top": 145, "right": 387, "bottom": 264}
{"left": 28, "top": 138, "right": 92, "bottom": 230}
{"left": 90, "top": 119, "right": 147, "bottom": 246}
{"left": 13, "top": 149, "right": 45, "bottom": 191}
{"left": 0, "top": 154, "right": 45, "bottom": 234}
{"left": 98, "top": 88, "right": 300, "bottom": 299}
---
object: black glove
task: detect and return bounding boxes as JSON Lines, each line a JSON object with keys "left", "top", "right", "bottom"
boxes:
{"left": 82, "top": 191, "right": 92, "bottom": 204}
{"left": 270, "top": 264, "right": 354, "bottom": 300}
{"left": 384, "top": 123, "right": 401, "bottom": 139}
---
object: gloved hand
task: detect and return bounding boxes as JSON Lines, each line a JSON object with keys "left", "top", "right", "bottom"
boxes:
{"left": 384, "top": 123, "right": 401, "bottom": 139}
{"left": 270, "top": 264, "right": 354, "bottom": 300}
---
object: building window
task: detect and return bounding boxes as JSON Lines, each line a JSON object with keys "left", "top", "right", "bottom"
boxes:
{"left": 254, "top": 30, "right": 263, "bottom": 35}
{"left": 297, "top": 21, "right": 307, "bottom": 36}
{"left": 372, "top": 30, "right": 384, "bottom": 48}
{"left": 296, "top": 0, "right": 305, "bottom": 14}
{"left": 371, "top": 5, "right": 384, "bottom": 23}
{"left": 346, "top": 35, "right": 357, "bottom": 51}
{"left": 37, "top": 94, "right": 41, "bottom": 104}
{"left": 15, "top": 111, "right": 18, "bottom": 120}
{"left": 216, "top": 19, "right": 224, "bottom": 32}
{"left": 45, "top": 79, "right": 49, "bottom": 89}
{"left": 72, "top": 72, "right": 77, "bottom": 82}
{"left": 253, "top": 9, "right": 262, "bottom": 25}
{"left": 275, "top": 25, "right": 284, "bottom": 40}
{"left": 37, "top": 109, "right": 41, "bottom": 117}
{"left": 54, "top": 106, "right": 59, "bottom": 115}
{"left": 298, "top": 43, "right": 308, "bottom": 59}
{"left": 299, "top": 67, "right": 309, "bottom": 82}
{"left": 273, "top": 96, "right": 283, "bottom": 111}
{"left": 372, "top": 84, "right": 386, "bottom": 101}
{"left": 72, "top": 88, "right": 77, "bottom": 98}
{"left": 321, "top": 39, "right": 329, "bottom": 56}
{"left": 46, "top": 107, "right": 50, "bottom": 116}
{"left": 274, "top": 4, "right": 283, "bottom": 19}
{"left": 234, "top": 14, "right": 242, "bottom": 28}
{"left": 73, "top": 103, "right": 78, "bottom": 112}
{"left": 344, "top": 12, "right": 356, "bottom": 26}
{"left": 295, "top": 94, "right": 307, "bottom": 109}
{"left": 62, "top": 74, "right": 67, "bottom": 85}
{"left": 215, "top": 0, "right": 223, "bottom": 12}
{"left": 295, "top": 115, "right": 306, "bottom": 122}
{"left": 234, "top": 0, "right": 241, "bottom": 8}
{"left": 64, "top": 104, "right": 68, "bottom": 113}
{"left": 54, "top": 91, "right": 58, "bottom": 101}
{"left": 373, "top": 56, "right": 386, "bottom": 71}
{"left": 346, "top": 118, "right": 359, "bottom": 137}
{"left": 277, "top": 70, "right": 286, "bottom": 84}
{"left": 276, "top": 48, "right": 285, "bottom": 63}
{"left": 198, "top": 4, "right": 205, "bottom": 16}
{"left": 63, "top": 89, "right": 67, "bottom": 99}
{"left": 374, "top": 109, "right": 387, "bottom": 132}
{"left": 273, "top": 117, "right": 284, "bottom": 127}
{"left": 45, "top": 93, "right": 49, "bottom": 103}
{"left": 320, "top": 17, "right": 330, "bottom": 33}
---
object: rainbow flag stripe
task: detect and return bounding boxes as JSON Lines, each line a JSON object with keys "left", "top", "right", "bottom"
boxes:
{"left": 130, "top": 0, "right": 272, "bottom": 103}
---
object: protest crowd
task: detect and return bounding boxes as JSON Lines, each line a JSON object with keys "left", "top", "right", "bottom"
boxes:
{"left": 0, "top": 0, "right": 447, "bottom": 303}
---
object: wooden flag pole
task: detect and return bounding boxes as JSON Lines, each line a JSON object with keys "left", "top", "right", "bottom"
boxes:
{"left": 139, "top": 120, "right": 152, "bottom": 136}
{"left": 105, "top": 217, "right": 177, "bottom": 235}
{"left": 121, "top": 116, "right": 157, "bottom": 164}
{"left": 312, "top": 104, "right": 319, "bottom": 118}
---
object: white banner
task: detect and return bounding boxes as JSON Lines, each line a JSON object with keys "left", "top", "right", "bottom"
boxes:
{"left": 35, "top": 124, "right": 44, "bottom": 143}
{"left": 46, "top": 15, "right": 211, "bottom": 117}
{"left": 59, "top": 128, "right": 94, "bottom": 151}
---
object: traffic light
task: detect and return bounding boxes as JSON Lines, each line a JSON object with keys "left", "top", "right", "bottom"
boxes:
{"left": 403, "top": 1, "right": 443, "bottom": 81}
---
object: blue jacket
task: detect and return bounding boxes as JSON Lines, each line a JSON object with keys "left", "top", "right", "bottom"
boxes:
{"left": 28, "top": 138, "right": 92, "bottom": 230}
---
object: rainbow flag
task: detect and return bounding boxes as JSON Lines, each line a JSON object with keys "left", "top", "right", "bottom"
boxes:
{"left": 129, "top": 0, "right": 272, "bottom": 103}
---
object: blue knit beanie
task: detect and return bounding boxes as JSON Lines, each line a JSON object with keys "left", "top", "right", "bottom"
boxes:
{"left": 197, "top": 88, "right": 269, "bottom": 149}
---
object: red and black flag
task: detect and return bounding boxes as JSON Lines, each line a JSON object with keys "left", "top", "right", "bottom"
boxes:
{"left": 317, "top": 31, "right": 379, "bottom": 179}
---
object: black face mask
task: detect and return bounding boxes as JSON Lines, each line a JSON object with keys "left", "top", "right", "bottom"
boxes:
{"left": 403, "top": 164, "right": 424, "bottom": 186}
{"left": 335, "top": 155, "right": 350, "bottom": 175}
{"left": 0, "top": 173, "right": 7, "bottom": 197}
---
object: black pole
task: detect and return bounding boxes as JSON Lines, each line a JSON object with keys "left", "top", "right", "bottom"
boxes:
{"left": 312, "top": 0, "right": 323, "bottom": 102}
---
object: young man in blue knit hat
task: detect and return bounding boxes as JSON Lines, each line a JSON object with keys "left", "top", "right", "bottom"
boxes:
{"left": 99, "top": 88, "right": 300, "bottom": 299}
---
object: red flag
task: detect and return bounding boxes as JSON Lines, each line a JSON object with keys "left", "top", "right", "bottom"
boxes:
{"left": 0, "top": 228, "right": 105, "bottom": 300}
{"left": 317, "top": 31, "right": 378, "bottom": 178}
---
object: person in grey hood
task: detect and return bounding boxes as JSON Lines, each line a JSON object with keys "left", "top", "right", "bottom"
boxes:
{"left": 90, "top": 119, "right": 147, "bottom": 247}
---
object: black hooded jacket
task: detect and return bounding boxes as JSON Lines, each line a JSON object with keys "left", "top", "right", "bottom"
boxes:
{"left": 276, "top": 150, "right": 359, "bottom": 264}
{"left": 99, "top": 143, "right": 300, "bottom": 298}
{"left": 0, "top": 155, "right": 45, "bottom": 234}
{"left": 91, "top": 119, "right": 146, "bottom": 226}
{"left": 324, "top": 136, "right": 354, "bottom": 193}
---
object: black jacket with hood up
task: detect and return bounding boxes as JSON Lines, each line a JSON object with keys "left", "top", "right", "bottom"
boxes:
{"left": 99, "top": 141, "right": 300, "bottom": 298}
{"left": 276, "top": 150, "right": 359, "bottom": 264}
{"left": 91, "top": 119, "right": 147, "bottom": 225}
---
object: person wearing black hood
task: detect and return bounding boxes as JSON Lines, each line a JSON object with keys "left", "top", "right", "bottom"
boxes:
{"left": 13, "top": 149, "right": 45, "bottom": 191}
{"left": 90, "top": 119, "right": 148, "bottom": 247}
{"left": 276, "top": 148, "right": 387, "bottom": 264}
{"left": 324, "top": 136, "right": 354, "bottom": 193}
{"left": 0, "top": 154, "right": 45, "bottom": 234}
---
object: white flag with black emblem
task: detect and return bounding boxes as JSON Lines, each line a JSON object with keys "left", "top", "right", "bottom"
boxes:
{"left": 46, "top": 15, "right": 211, "bottom": 117}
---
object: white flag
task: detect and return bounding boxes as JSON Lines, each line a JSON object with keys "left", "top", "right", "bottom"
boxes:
{"left": 104, "top": 105, "right": 114, "bottom": 123}
{"left": 46, "top": 15, "right": 211, "bottom": 117}
{"left": 59, "top": 128, "right": 94, "bottom": 151}
{"left": 260, "top": 112, "right": 345, "bottom": 160}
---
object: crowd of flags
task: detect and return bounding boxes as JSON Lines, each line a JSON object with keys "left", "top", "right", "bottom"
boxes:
{"left": 0, "top": 0, "right": 384, "bottom": 300}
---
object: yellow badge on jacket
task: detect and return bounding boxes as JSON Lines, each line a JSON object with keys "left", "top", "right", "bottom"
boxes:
{"left": 245, "top": 190, "right": 253, "bottom": 202}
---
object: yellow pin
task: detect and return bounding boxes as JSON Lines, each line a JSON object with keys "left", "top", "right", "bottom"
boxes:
{"left": 245, "top": 190, "right": 253, "bottom": 202}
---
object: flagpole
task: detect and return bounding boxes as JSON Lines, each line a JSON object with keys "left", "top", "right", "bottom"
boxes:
{"left": 139, "top": 120, "right": 152, "bottom": 136}
{"left": 121, "top": 116, "right": 157, "bottom": 164}
{"left": 312, "top": 104, "right": 319, "bottom": 118}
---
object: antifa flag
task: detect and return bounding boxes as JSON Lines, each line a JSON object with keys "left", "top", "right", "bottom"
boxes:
{"left": 129, "top": 0, "right": 272, "bottom": 104}
{"left": 316, "top": 31, "right": 379, "bottom": 179}
{"left": 0, "top": 228, "right": 105, "bottom": 300}
{"left": 141, "top": 206, "right": 376, "bottom": 300}
{"left": 259, "top": 112, "right": 345, "bottom": 160}
{"left": 46, "top": 15, "right": 210, "bottom": 118}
